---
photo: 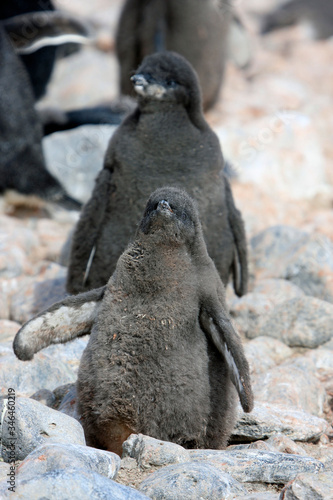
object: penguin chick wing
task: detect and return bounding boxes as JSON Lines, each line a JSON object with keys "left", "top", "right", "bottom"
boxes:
{"left": 200, "top": 306, "right": 253, "bottom": 413}
{"left": 13, "top": 286, "right": 106, "bottom": 361}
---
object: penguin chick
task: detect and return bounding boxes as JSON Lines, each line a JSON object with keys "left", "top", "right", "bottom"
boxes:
{"left": 67, "top": 51, "right": 248, "bottom": 297}
{"left": 13, "top": 187, "right": 253, "bottom": 457}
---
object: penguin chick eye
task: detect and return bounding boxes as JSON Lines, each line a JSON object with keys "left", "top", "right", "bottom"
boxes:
{"left": 166, "top": 80, "right": 177, "bottom": 88}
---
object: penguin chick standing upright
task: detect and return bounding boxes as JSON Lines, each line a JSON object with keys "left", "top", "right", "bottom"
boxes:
{"left": 14, "top": 187, "right": 253, "bottom": 456}
{"left": 115, "top": 0, "right": 231, "bottom": 111}
{"left": 67, "top": 51, "right": 248, "bottom": 296}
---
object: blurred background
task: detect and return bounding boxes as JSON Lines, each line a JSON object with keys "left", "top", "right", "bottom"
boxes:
{"left": 37, "top": 0, "right": 333, "bottom": 240}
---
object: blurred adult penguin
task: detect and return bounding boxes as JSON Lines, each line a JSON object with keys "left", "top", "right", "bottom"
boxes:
{"left": 67, "top": 51, "right": 248, "bottom": 297}
{"left": 0, "top": 11, "right": 89, "bottom": 207}
{"left": 116, "top": 0, "right": 232, "bottom": 111}
{"left": 0, "top": 0, "right": 57, "bottom": 100}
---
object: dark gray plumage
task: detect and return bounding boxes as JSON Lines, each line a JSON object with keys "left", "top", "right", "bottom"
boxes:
{"left": 67, "top": 51, "right": 248, "bottom": 296}
{"left": 0, "top": 24, "right": 69, "bottom": 205}
{"left": 116, "top": 0, "right": 231, "bottom": 111}
{"left": 0, "top": 0, "right": 57, "bottom": 100}
{"left": 1, "top": 1, "right": 104, "bottom": 136}
{"left": 13, "top": 187, "right": 253, "bottom": 456}
{"left": 0, "top": 12, "right": 89, "bottom": 207}
{"left": 40, "top": 98, "right": 136, "bottom": 136}
{"left": 261, "top": 0, "right": 333, "bottom": 39}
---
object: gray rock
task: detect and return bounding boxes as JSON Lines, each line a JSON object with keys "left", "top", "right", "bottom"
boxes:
{"left": 251, "top": 226, "right": 306, "bottom": 275}
{"left": 244, "top": 336, "right": 293, "bottom": 375}
{"left": 316, "top": 447, "right": 333, "bottom": 472}
{"left": 0, "top": 469, "right": 149, "bottom": 500}
{"left": 322, "top": 338, "right": 333, "bottom": 350}
{"left": 10, "top": 265, "right": 67, "bottom": 324}
{"left": 189, "top": 449, "right": 324, "bottom": 484}
{"left": 122, "top": 434, "right": 191, "bottom": 469}
{"left": 252, "top": 363, "right": 326, "bottom": 416}
{"left": 0, "top": 320, "right": 21, "bottom": 343}
{"left": 230, "top": 438, "right": 304, "bottom": 457}
{"left": 283, "top": 235, "right": 333, "bottom": 303}
{"left": 253, "top": 296, "right": 333, "bottom": 348}
{"left": 0, "top": 277, "right": 21, "bottom": 320}
{"left": 43, "top": 337, "right": 88, "bottom": 375}
{"left": 230, "top": 292, "right": 274, "bottom": 336}
{"left": 18, "top": 442, "right": 120, "bottom": 481}
{"left": 139, "top": 462, "right": 246, "bottom": 499}
{"left": 250, "top": 227, "right": 333, "bottom": 303}
{"left": 230, "top": 279, "right": 304, "bottom": 336}
{"left": 0, "top": 397, "right": 85, "bottom": 462}
{"left": 265, "top": 434, "right": 308, "bottom": 456}
{"left": 280, "top": 471, "right": 333, "bottom": 499}
{"left": 253, "top": 279, "right": 305, "bottom": 302}
{"left": 43, "top": 125, "right": 116, "bottom": 204}
{"left": 232, "top": 403, "right": 328, "bottom": 442}
{"left": 0, "top": 463, "right": 8, "bottom": 483}
{"left": 0, "top": 229, "right": 37, "bottom": 279}
{"left": 304, "top": 349, "right": 333, "bottom": 373}
{"left": 237, "top": 494, "right": 279, "bottom": 500}
{"left": 0, "top": 244, "right": 27, "bottom": 279}
{"left": 228, "top": 441, "right": 272, "bottom": 452}
{"left": 0, "top": 344, "right": 80, "bottom": 398}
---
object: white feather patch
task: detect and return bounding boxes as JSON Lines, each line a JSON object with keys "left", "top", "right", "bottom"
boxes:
{"left": 16, "top": 34, "right": 89, "bottom": 54}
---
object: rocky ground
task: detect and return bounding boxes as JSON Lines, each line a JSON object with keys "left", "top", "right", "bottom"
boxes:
{"left": 0, "top": 0, "right": 333, "bottom": 498}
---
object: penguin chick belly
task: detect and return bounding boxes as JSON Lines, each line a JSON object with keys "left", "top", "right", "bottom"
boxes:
{"left": 77, "top": 285, "right": 211, "bottom": 451}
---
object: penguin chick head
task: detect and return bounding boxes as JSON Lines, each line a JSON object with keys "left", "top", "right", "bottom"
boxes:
{"left": 139, "top": 187, "right": 200, "bottom": 248}
{"left": 131, "top": 51, "right": 202, "bottom": 110}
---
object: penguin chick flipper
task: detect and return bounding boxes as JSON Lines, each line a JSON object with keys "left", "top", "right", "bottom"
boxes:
{"left": 67, "top": 168, "right": 113, "bottom": 294}
{"left": 13, "top": 286, "right": 106, "bottom": 361}
{"left": 3, "top": 11, "right": 91, "bottom": 55}
{"left": 200, "top": 307, "right": 253, "bottom": 413}
{"left": 224, "top": 176, "right": 248, "bottom": 297}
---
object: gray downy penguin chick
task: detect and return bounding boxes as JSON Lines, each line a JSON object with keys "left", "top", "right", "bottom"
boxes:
{"left": 67, "top": 51, "right": 248, "bottom": 297}
{"left": 116, "top": 0, "right": 232, "bottom": 111}
{"left": 261, "top": 0, "right": 333, "bottom": 40}
{"left": 13, "top": 187, "right": 253, "bottom": 457}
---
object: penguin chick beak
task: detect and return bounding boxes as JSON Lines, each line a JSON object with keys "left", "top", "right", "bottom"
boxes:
{"left": 157, "top": 200, "right": 173, "bottom": 213}
{"left": 131, "top": 74, "right": 148, "bottom": 94}
{"left": 131, "top": 74, "right": 166, "bottom": 99}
